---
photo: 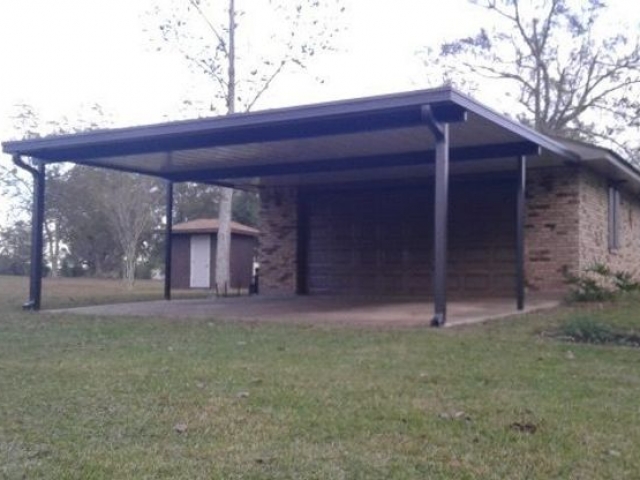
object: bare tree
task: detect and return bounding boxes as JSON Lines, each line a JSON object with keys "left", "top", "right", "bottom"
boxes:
{"left": 96, "top": 171, "right": 162, "bottom": 288}
{"left": 62, "top": 166, "right": 125, "bottom": 277}
{"left": 1, "top": 104, "right": 118, "bottom": 277}
{"left": 2, "top": 105, "right": 81, "bottom": 277}
{"left": 2, "top": 104, "right": 165, "bottom": 283}
{"left": 0, "top": 221, "right": 32, "bottom": 276}
{"left": 422, "top": 0, "right": 640, "bottom": 162}
{"left": 152, "top": 0, "right": 344, "bottom": 292}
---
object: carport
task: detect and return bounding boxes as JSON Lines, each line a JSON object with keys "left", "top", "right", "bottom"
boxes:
{"left": 2, "top": 87, "right": 578, "bottom": 325}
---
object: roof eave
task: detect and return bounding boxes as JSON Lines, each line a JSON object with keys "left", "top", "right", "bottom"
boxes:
{"left": 2, "top": 87, "right": 457, "bottom": 159}
{"left": 448, "top": 90, "right": 580, "bottom": 162}
{"left": 172, "top": 228, "right": 258, "bottom": 236}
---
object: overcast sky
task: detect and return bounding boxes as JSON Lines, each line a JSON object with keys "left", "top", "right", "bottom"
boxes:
{"left": 0, "top": 0, "right": 491, "bottom": 132}
{"left": 1, "top": 1, "right": 637, "bottom": 132}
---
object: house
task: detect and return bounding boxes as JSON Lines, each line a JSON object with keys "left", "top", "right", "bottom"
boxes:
{"left": 4, "top": 87, "right": 640, "bottom": 324}
{"left": 170, "top": 218, "right": 258, "bottom": 290}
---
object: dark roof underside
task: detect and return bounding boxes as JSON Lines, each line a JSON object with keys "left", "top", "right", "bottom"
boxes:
{"left": 4, "top": 86, "right": 637, "bottom": 189}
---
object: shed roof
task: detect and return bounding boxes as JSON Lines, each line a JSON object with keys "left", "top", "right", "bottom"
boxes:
{"left": 3, "top": 86, "right": 639, "bottom": 191}
{"left": 172, "top": 218, "right": 259, "bottom": 237}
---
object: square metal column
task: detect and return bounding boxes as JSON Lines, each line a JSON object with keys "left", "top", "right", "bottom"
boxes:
{"left": 420, "top": 104, "right": 468, "bottom": 326}
{"left": 516, "top": 156, "right": 527, "bottom": 310}
{"left": 29, "top": 161, "right": 46, "bottom": 310}
{"left": 164, "top": 179, "right": 174, "bottom": 301}
{"left": 432, "top": 124, "right": 450, "bottom": 326}
{"left": 13, "top": 157, "right": 46, "bottom": 311}
{"left": 421, "top": 106, "right": 451, "bottom": 327}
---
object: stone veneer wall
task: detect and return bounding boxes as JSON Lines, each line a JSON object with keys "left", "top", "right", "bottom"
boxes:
{"left": 578, "top": 169, "right": 640, "bottom": 275}
{"left": 257, "top": 186, "right": 298, "bottom": 294}
{"left": 525, "top": 167, "right": 581, "bottom": 292}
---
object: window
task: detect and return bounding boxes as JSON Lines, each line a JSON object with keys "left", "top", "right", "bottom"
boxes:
{"left": 608, "top": 185, "right": 621, "bottom": 251}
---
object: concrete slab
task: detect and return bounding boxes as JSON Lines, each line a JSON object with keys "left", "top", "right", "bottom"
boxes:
{"left": 47, "top": 295, "right": 561, "bottom": 328}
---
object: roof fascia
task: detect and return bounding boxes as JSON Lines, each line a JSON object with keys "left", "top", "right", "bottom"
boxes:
{"left": 2, "top": 86, "right": 586, "bottom": 172}
{"left": 2, "top": 88, "right": 455, "bottom": 159}
{"left": 448, "top": 90, "right": 580, "bottom": 161}
{"left": 548, "top": 136, "right": 640, "bottom": 189}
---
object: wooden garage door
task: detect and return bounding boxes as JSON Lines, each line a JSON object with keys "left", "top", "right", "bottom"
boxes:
{"left": 305, "top": 182, "right": 515, "bottom": 297}
{"left": 306, "top": 187, "right": 431, "bottom": 296}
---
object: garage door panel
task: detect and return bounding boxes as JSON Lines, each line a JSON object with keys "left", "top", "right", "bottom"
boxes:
{"left": 306, "top": 182, "right": 515, "bottom": 297}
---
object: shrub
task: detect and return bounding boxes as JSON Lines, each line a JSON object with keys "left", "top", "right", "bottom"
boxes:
{"left": 558, "top": 317, "right": 617, "bottom": 344}
{"left": 555, "top": 316, "right": 640, "bottom": 347}
{"left": 562, "top": 263, "right": 639, "bottom": 302}
{"left": 613, "top": 270, "right": 640, "bottom": 292}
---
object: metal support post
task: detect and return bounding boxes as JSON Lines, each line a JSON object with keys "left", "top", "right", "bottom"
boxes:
{"left": 422, "top": 106, "right": 450, "bottom": 327}
{"left": 516, "top": 156, "right": 527, "bottom": 310}
{"left": 12, "top": 155, "right": 46, "bottom": 311}
{"left": 164, "top": 179, "right": 174, "bottom": 301}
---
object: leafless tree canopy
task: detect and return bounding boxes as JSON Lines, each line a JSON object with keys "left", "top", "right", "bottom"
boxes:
{"left": 153, "top": 0, "right": 345, "bottom": 114}
{"left": 423, "top": 0, "right": 640, "bottom": 163}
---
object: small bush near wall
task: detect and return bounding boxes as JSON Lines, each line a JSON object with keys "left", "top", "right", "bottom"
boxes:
{"left": 553, "top": 316, "right": 640, "bottom": 347}
{"left": 562, "top": 263, "right": 640, "bottom": 302}
{"left": 557, "top": 316, "right": 617, "bottom": 344}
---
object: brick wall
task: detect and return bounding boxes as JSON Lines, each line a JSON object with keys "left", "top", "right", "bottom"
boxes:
{"left": 260, "top": 181, "right": 516, "bottom": 297}
{"left": 257, "top": 186, "right": 298, "bottom": 294}
{"left": 525, "top": 167, "right": 580, "bottom": 292}
{"left": 525, "top": 166, "right": 640, "bottom": 293}
{"left": 258, "top": 167, "right": 640, "bottom": 297}
{"left": 578, "top": 169, "right": 640, "bottom": 276}
{"left": 448, "top": 180, "right": 516, "bottom": 297}
{"left": 303, "top": 182, "right": 516, "bottom": 297}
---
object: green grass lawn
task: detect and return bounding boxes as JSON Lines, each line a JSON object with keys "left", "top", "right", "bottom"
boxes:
{"left": 1, "top": 275, "right": 639, "bottom": 479}
{"left": 7, "top": 276, "right": 210, "bottom": 310}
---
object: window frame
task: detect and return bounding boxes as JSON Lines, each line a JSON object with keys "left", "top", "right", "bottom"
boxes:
{"left": 608, "top": 184, "right": 621, "bottom": 252}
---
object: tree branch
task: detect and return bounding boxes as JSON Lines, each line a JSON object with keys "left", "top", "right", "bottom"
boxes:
{"left": 245, "top": 60, "right": 288, "bottom": 111}
{"left": 187, "top": 0, "right": 229, "bottom": 57}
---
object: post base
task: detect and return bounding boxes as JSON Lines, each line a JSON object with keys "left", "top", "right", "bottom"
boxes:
{"left": 431, "top": 313, "right": 446, "bottom": 327}
{"left": 22, "top": 300, "right": 37, "bottom": 311}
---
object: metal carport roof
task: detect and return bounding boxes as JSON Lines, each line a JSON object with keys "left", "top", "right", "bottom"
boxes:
{"left": 3, "top": 86, "right": 590, "bottom": 187}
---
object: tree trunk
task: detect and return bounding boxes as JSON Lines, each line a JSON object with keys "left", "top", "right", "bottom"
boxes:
{"left": 95, "top": 257, "right": 104, "bottom": 277}
{"left": 214, "top": 0, "right": 236, "bottom": 294}
{"left": 124, "top": 245, "right": 137, "bottom": 289}
{"left": 44, "top": 220, "right": 60, "bottom": 278}
{"left": 215, "top": 186, "right": 233, "bottom": 293}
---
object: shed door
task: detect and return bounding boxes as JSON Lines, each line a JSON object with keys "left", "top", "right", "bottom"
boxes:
{"left": 190, "top": 235, "right": 211, "bottom": 288}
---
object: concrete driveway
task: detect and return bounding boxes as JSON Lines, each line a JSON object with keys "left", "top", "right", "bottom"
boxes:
{"left": 48, "top": 295, "right": 561, "bottom": 328}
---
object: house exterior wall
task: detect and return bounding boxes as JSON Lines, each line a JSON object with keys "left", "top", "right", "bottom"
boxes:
{"left": 259, "top": 181, "right": 516, "bottom": 297}
{"left": 258, "top": 167, "right": 640, "bottom": 297}
{"left": 577, "top": 168, "right": 640, "bottom": 275}
{"left": 449, "top": 180, "right": 515, "bottom": 297}
{"left": 258, "top": 187, "right": 299, "bottom": 294}
{"left": 524, "top": 167, "right": 581, "bottom": 292}
{"left": 525, "top": 166, "right": 640, "bottom": 293}
{"left": 304, "top": 182, "right": 515, "bottom": 297}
